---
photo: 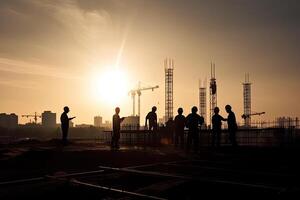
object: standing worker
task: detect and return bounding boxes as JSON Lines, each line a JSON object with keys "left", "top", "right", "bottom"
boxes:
{"left": 211, "top": 107, "right": 226, "bottom": 148}
{"left": 174, "top": 107, "right": 186, "bottom": 148}
{"left": 225, "top": 105, "right": 238, "bottom": 147}
{"left": 145, "top": 106, "right": 158, "bottom": 131}
{"left": 112, "top": 107, "right": 125, "bottom": 150}
{"left": 60, "top": 106, "right": 75, "bottom": 145}
{"left": 165, "top": 118, "right": 174, "bottom": 143}
{"left": 145, "top": 106, "right": 158, "bottom": 144}
{"left": 186, "top": 106, "right": 204, "bottom": 152}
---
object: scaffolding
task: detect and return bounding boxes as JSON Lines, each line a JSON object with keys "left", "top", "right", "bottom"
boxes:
{"left": 209, "top": 62, "right": 217, "bottom": 126}
{"left": 243, "top": 73, "right": 251, "bottom": 127}
{"left": 165, "top": 58, "right": 174, "bottom": 121}
{"left": 199, "top": 79, "right": 207, "bottom": 126}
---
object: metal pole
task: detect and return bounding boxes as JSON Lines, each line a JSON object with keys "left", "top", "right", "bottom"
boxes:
{"left": 138, "top": 92, "right": 141, "bottom": 117}
{"left": 132, "top": 92, "right": 135, "bottom": 116}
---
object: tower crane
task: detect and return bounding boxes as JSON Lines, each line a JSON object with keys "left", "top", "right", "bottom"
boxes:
{"left": 129, "top": 83, "right": 159, "bottom": 117}
{"left": 242, "top": 112, "right": 265, "bottom": 119}
{"left": 21, "top": 112, "right": 41, "bottom": 124}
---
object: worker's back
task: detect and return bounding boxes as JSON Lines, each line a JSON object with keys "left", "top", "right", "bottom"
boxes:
{"left": 186, "top": 113, "right": 203, "bottom": 130}
{"left": 175, "top": 114, "right": 185, "bottom": 132}
{"left": 212, "top": 114, "right": 224, "bottom": 131}
{"left": 146, "top": 111, "right": 157, "bottom": 126}
{"left": 227, "top": 111, "right": 237, "bottom": 130}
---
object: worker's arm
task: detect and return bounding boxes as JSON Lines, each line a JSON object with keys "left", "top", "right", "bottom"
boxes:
{"left": 69, "top": 117, "right": 76, "bottom": 120}
{"left": 221, "top": 116, "right": 227, "bottom": 121}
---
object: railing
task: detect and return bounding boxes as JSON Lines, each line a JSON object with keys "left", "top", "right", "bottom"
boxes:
{"left": 1, "top": 126, "right": 298, "bottom": 147}
{"left": 99, "top": 127, "right": 299, "bottom": 147}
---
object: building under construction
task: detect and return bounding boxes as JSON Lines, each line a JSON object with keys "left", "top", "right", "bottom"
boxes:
{"left": 199, "top": 79, "right": 207, "bottom": 126}
{"left": 209, "top": 62, "right": 217, "bottom": 126}
{"left": 243, "top": 73, "right": 251, "bottom": 127}
{"left": 164, "top": 58, "right": 174, "bottom": 121}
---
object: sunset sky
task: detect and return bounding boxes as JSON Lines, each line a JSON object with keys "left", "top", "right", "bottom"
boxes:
{"left": 0, "top": 0, "right": 299, "bottom": 125}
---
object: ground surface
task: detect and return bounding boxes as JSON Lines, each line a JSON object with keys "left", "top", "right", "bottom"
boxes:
{"left": 0, "top": 140, "right": 299, "bottom": 199}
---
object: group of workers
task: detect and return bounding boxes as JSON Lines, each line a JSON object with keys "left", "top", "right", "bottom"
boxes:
{"left": 110, "top": 104, "right": 238, "bottom": 150}
{"left": 172, "top": 105, "right": 238, "bottom": 151}
{"left": 59, "top": 104, "right": 238, "bottom": 150}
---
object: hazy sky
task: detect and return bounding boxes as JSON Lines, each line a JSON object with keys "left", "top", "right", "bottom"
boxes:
{"left": 0, "top": 0, "right": 299, "bottom": 125}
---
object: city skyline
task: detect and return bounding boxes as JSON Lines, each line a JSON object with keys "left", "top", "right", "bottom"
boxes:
{"left": 0, "top": 0, "right": 299, "bottom": 125}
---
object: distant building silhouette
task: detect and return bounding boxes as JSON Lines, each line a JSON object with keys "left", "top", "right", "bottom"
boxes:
{"left": 75, "top": 124, "right": 93, "bottom": 128}
{"left": 0, "top": 113, "right": 18, "bottom": 129}
{"left": 103, "top": 120, "right": 112, "bottom": 130}
{"left": 41, "top": 111, "right": 56, "bottom": 128}
{"left": 121, "top": 116, "right": 140, "bottom": 130}
{"left": 94, "top": 116, "right": 103, "bottom": 127}
{"left": 276, "top": 117, "right": 299, "bottom": 128}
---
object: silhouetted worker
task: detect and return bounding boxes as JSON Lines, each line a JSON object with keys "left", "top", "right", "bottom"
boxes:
{"left": 225, "top": 105, "right": 238, "bottom": 147}
{"left": 186, "top": 106, "right": 204, "bottom": 152}
{"left": 145, "top": 106, "right": 158, "bottom": 144}
{"left": 174, "top": 108, "right": 186, "bottom": 148}
{"left": 145, "top": 106, "right": 158, "bottom": 131}
{"left": 166, "top": 117, "right": 174, "bottom": 143}
{"left": 212, "top": 107, "right": 226, "bottom": 148}
{"left": 112, "top": 107, "right": 125, "bottom": 149}
{"left": 60, "top": 106, "right": 75, "bottom": 145}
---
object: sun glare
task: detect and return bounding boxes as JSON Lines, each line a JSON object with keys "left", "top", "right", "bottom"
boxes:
{"left": 91, "top": 68, "right": 129, "bottom": 105}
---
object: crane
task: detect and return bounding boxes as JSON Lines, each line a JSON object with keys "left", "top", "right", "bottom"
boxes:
{"left": 242, "top": 112, "right": 265, "bottom": 119}
{"left": 21, "top": 112, "right": 41, "bottom": 124}
{"left": 129, "top": 83, "right": 159, "bottom": 117}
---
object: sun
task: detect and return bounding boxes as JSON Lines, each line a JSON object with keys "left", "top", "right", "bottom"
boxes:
{"left": 91, "top": 68, "right": 129, "bottom": 105}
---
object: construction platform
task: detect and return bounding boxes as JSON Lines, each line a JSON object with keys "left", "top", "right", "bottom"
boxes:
{"left": 0, "top": 140, "right": 299, "bottom": 199}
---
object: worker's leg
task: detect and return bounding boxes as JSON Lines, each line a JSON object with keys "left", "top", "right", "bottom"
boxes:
{"left": 216, "top": 130, "right": 221, "bottom": 147}
{"left": 62, "top": 128, "right": 68, "bottom": 145}
{"left": 180, "top": 131, "right": 184, "bottom": 149}
{"left": 230, "top": 130, "right": 237, "bottom": 147}
{"left": 193, "top": 131, "right": 199, "bottom": 152}
{"left": 116, "top": 131, "right": 120, "bottom": 149}
{"left": 174, "top": 131, "right": 179, "bottom": 147}
{"left": 212, "top": 130, "right": 216, "bottom": 147}
{"left": 111, "top": 131, "right": 116, "bottom": 149}
{"left": 186, "top": 131, "right": 192, "bottom": 151}
{"left": 153, "top": 125, "right": 158, "bottom": 145}
{"left": 149, "top": 125, "right": 153, "bottom": 144}
{"left": 228, "top": 130, "right": 232, "bottom": 146}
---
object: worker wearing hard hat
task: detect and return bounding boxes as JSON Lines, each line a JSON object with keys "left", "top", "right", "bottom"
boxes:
{"left": 225, "top": 105, "right": 238, "bottom": 147}
{"left": 186, "top": 106, "right": 204, "bottom": 152}
{"left": 145, "top": 106, "right": 158, "bottom": 131}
